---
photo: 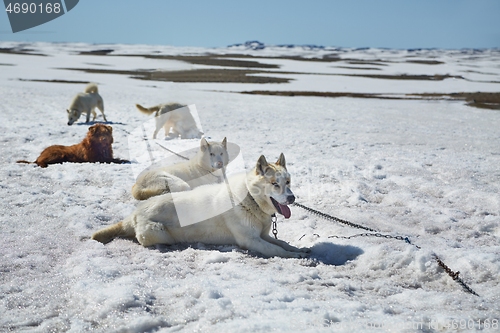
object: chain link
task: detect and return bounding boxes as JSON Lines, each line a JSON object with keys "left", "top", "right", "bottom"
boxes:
{"left": 272, "top": 214, "right": 278, "bottom": 239}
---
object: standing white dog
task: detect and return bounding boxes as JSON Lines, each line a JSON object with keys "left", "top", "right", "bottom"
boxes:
{"left": 136, "top": 103, "right": 203, "bottom": 139}
{"left": 92, "top": 153, "right": 309, "bottom": 258}
{"left": 67, "top": 83, "right": 106, "bottom": 125}
{"left": 131, "top": 137, "right": 229, "bottom": 200}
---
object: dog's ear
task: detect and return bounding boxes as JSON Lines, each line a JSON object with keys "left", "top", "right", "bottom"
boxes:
{"left": 200, "top": 138, "right": 209, "bottom": 152}
{"left": 88, "top": 125, "right": 96, "bottom": 134}
{"left": 256, "top": 155, "right": 269, "bottom": 176}
{"left": 276, "top": 153, "right": 286, "bottom": 169}
{"left": 222, "top": 137, "right": 227, "bottom": 149}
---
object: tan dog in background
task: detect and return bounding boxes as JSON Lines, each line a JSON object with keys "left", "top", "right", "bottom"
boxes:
{"left": 17, "top": 124, "right": 128, "bottom": 168}
{"left": 67, "top": 83, "right": 106, "bottom": 125}
{"left": 136, "top": 103, "right": 203, "bottom": 139}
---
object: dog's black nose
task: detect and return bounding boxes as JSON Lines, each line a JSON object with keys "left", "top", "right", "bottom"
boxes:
{"left": 287, "top": 195, "right": 295, "bottom": 204}
{"left": 67, "top": 122, "right": 71, "bottom": 126}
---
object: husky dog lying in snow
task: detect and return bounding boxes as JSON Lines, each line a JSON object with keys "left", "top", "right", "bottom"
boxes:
{"left": 136, "top": 103, "right": 203, "bottom": 139}
{"left": 92, "top": 153, "right": 309, "bottom": 258}
{"left": 131, "top": 137, "right": 229, "bottom": 200}
{"left": 67, "top": 83, "right": 106, "bottom": 125}
{"left": 16, "top": 124, "right": 128, "bottom": 168}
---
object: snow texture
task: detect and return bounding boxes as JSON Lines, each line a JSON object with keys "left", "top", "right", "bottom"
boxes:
{"left": 0, "top": 42, "right": 499, "bottom": 332}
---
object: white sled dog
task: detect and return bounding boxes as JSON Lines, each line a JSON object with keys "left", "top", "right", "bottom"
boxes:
{"left": 92, "top": 153, "right": 310, "bottom": 258}
{"left": 131, "top": 137, "right": 229, "bottom": 200}
{"left": 136, "top": 103, "right": 203, "bottom": 139}
{"left": 67, "top": 83, "right": 106, "bottom": 125}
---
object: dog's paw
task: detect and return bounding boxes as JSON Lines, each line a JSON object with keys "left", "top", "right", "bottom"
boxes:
{"left": 287, "top": 251, "right": 309, "bottom": 259}
{"left": 289, "top": 246, "right": 311, "bottom": 253}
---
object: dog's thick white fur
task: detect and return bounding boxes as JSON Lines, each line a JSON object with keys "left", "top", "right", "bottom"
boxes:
{"left": 67, "top": 83, "right": 106, "bottom": 125}
{"left": 131, "top": 137, "right": 229, "bottom": 200}
{"left": 136, "top": 103, "right": 203, "bottom": 139}
{"left": 92, "top": 154, "right": 309, "bottom": 258}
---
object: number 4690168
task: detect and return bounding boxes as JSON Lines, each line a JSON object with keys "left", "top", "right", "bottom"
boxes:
{"left": 5, "top": 2, "right": 61, "bottom": 14}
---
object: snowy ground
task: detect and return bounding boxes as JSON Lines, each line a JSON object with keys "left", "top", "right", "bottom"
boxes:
{"left": 0, "top": 42, "right": 499, "bottom": 332}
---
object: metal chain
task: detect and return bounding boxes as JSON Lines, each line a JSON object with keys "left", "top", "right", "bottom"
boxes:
{"left": 292, "top": 202, "right": 377, "bottom": 232}
{"left": 272, "top": 214, "right": 278, "bottom": 239}
{"left": 328, "top": 232, "right": 413, "bottom": 245}
{"left": 293, "top": 201, "right": 479, "bottom": 297}
{"left": 433, "top": 254, "right": 480, "bottom": 296}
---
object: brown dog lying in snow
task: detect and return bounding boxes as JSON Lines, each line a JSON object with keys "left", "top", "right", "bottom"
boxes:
{"left": 17, "top": 124, "right": 129, "bottom": 168}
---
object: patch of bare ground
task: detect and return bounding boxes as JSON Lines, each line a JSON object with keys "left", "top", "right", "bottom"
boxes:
{"left": 336, "top": 66, "right": 382, "bottom": 71}
{"left": 18, "top": 79, "right": 90, "bottom": 84}
{"left": 346, "top": 61, "right": 388, "bottom": 66}
{"left": 59, "top": 65, "right": 470, "bottom": 84}
{"left": 405, "top": 60, "right": 445, "bottom": 65}
{"left": 241, "top": 91, "right": 415, "bottom": 100}
{"left": 59, "top": 67, "right": 291, "bottom": 84}
{"left": 135, "top": 55, "right": 280, "bottom": 69}
{"left": 0, "top": 47, "right": 47, "bottom": 56}
{"left": 409, "top": 92, "right": 500, "bottom": 110}
{"left": 84, "top": 63, "right": 113, "bottom": 67}
{"left": 79, "top": 49, "right": 114, "bottom": 56}
{"left": 79, "top": 51, "right": 280, "bottom": 69}
{"left": 78, "top": 49, "right": 397, "bottom": 67}
{"left": 241, "top": 91, "right": 500, "bottom": 110}
{"left": 339, "top": 73, "right": 465, "bottom": 81}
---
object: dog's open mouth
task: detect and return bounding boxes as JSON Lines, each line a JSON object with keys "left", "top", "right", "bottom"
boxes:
{"left": 270, "top": 198, "right": 291, "bottom": 219}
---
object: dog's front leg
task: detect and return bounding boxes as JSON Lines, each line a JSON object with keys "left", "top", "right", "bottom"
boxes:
{"left": 262, "top": 234, "right": 310, "bottom": 254}
{"left": 245, "top": 236, "right": 307, "bottom": 258}
{"left": 85, "top": 109, "right": 91, "bottom": 123}
{"left": 229, "top": 224, "right": 306, "bottom": 258}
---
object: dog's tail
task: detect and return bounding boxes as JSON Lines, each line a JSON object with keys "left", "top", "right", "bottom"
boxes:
{"left": 84, "top": 83, "right": 99, "bottom": 94}
{"left": 16, "top": 160, "right": 33, "bottom": 164}
{"left": 91, "top": 221, "right": 135, "bottom": 244}
{"left": 131, "top": 184, "right": 146, "bottom": 200}
{"left": 131, "top": 183, "right": 164, "bottom": 201}
{"left": 135, "top": 104, "right": 161, "bottom": 116}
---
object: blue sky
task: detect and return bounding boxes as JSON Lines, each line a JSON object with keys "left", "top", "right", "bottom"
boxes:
{"left": 1, "top": 0, "right": 499, "bottom": 49}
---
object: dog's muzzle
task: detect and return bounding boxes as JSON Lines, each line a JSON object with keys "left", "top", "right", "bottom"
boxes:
{"left": 212, "top": 160, "right": 224, "bottom": 169}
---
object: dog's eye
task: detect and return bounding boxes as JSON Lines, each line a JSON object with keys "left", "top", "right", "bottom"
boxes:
{"left": 210, "top": 153, "right": 214, "bottom": 156}
{"left": 272, "top": 182, "right": 279, "bottom": 188}
{"left": 286, "top": 180, "right": 290, "bottom": 185}
{"left": 220, "top": 153, "right": 223, "bottom": 156}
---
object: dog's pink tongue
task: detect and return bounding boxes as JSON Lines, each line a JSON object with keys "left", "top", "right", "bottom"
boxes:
{"left": 279, "top": 203, "right": 291, "bottom": 219}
